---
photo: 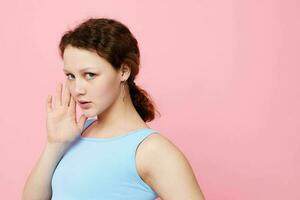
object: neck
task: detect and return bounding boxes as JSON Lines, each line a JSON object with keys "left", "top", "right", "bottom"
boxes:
{"left": 94, "top": 85, "right": 148, "bottom": 134}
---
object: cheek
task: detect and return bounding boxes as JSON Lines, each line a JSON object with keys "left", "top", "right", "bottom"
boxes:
{"left": 94, "top": 79, "right": 120, "bottom": 101}
{"left": 68, "top": 88, "right": 76, "bottom": 98}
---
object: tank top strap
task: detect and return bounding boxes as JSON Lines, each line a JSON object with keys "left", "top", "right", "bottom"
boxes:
{"left": 131, "top": 128, "right": 159, "bottom": 147}
{"left": 125, "top": 128, "right": 159, "bottom": 194}
{"left": 83, "top": 118, "right": 96, "bottom": 130}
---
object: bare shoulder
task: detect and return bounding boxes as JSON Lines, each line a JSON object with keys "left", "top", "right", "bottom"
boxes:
{"left": 136, "top": 132, "right": 187, "bottom": 179}
{"left": 136, "top": 132, "right": 206, "bottom": 199}
{"left": 139, "top": 132, "right": 181, "bottom": 157}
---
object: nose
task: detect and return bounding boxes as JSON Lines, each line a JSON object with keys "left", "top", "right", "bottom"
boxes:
{"left": 74, "top": 80, "right": 87, "bottom": 95}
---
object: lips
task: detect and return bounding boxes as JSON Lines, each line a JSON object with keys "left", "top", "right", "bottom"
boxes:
{"left": 78, "top": 100, "right": 91, "bottom": 104}
{"left": 78, "top": 101, "right": 92, "bottom": 109}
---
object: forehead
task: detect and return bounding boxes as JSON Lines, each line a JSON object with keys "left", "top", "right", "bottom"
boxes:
{"left": 62, "top": 45, "right": 112, "bottom": 72}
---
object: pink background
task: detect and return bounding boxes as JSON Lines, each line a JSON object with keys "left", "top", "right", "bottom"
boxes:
{"left": 0, "top": 0, "right": 299, "bottom": 199}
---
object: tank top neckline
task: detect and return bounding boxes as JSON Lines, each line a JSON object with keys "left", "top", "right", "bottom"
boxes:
{"left": 79, "top": 119, "right": 153, "bottom": 142}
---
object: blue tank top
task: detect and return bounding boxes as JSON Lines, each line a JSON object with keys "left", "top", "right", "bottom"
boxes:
{"left": 51, "top": 118, "right": 159, "bottom": 200}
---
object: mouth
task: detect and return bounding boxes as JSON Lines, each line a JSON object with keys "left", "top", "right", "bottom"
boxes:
{"left": 78, "top": 100, "right": 91, "bottom": 104}
{"left": 78, "top": 101, "right": 92, "bottom": 109}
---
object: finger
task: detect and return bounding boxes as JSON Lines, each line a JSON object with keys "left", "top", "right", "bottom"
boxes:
{"left": 55, "top": 83, "right": 62, "bottom": 107}
{"left": 62, "top": 83, "right": 71, "bottom": 106}
{"left": 46, "top": 95, "right": 52, "bottom": 112}
{"left": 68, "top": 95, "right": 76, "bottom": 115}
{"left": 53, "top": 83, "right": 61, "bottom": 108}
{"left": 78, "top": 114, "right": 88, "bottom": 131}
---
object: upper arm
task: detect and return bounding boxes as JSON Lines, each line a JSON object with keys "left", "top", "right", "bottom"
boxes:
{"left": 139, "top": 133, "right": 206, "bottom": 200}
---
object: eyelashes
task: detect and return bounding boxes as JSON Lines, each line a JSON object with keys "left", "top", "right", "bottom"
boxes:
{"left": 65, "top": 73, "right": 96, "bottom": 80}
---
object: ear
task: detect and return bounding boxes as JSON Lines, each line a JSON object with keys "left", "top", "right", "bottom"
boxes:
{"left": 119, "top": 63, "right": 131, "bottom": 82}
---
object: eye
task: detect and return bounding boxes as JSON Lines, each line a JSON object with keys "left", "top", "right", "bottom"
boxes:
{"left": 86, "top": 73, "right": 96, "bottom": 79}
{"left": 65, "top": 73, "right": 96, "bottom": 80}
{"left": 65, "top": 73, "right": 74, "bottom": 80}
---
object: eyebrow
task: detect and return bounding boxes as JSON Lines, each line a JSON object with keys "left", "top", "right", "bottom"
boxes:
{"left": 63, "top": 67, "right": 96, "bottom": 73}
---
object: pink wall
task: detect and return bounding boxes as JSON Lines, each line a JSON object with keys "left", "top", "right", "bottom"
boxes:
{"left": 0, "top": 0, "right": 299, "bottom": 199}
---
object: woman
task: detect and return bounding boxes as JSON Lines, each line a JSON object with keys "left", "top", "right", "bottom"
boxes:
{"left": 23, "top": 17, "right": 205, "bottom": 200}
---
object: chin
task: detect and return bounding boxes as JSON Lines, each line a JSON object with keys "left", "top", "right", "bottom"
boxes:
{"left": 80, "top": 109, "right": 94, "bottom": 117}
{"left": 82, "top": 106, "right": 104, "bottom": 118}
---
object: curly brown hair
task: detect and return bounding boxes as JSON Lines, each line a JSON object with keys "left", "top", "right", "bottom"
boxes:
{"left": 58, "top": 17, "right": 160, "bottom": 122}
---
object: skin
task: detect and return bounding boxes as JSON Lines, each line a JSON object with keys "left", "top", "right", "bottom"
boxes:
{"left": 62, "top": 45, "right": 206, "bottom": 199}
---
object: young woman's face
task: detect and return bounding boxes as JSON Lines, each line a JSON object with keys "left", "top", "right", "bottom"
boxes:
{"left": 62, "top": 45, "right": 122, "bottom": 117}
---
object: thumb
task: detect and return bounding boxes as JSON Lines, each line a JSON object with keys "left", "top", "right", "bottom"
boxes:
{"left": 78, "top": 115, "right": 88, "bottom": 131}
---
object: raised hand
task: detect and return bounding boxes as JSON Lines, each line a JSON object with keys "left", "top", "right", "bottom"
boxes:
{"left": 46, "top": 82, "right": 87, "bottom": 145}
